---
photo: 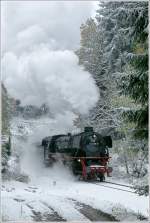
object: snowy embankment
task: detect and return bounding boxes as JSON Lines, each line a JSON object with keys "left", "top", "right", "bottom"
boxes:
{"left": 2, "top": 116, "right": 149, "bottom": 222}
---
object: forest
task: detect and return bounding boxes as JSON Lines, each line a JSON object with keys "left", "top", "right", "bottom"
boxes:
{"left": 75, "top": 1, "right": 148, "bottom": 195}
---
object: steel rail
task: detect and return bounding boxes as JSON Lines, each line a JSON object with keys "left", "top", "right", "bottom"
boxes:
{"left": 89, "top": 182, "right": 136, "bottom": 194}
{"left": 104, "top": 181, "right": 134, "bottom": 189}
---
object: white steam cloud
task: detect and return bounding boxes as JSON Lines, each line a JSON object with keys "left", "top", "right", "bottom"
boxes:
{"left": 2, "top": 48, "right": 99, "bottom": 115}
{"left": 2, "top": 1, "right": 99, "bottom": 116}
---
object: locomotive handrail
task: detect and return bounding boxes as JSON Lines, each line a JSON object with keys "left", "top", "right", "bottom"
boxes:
{"left": 69, "top": 157, "right": 112, "bottom": 159}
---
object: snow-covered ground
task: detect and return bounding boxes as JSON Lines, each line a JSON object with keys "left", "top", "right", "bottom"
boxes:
{"left": 2, "top": 115, "right": 149, "bottom": 222}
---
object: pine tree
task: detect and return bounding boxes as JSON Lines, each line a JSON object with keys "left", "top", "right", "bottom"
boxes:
{"left": 119, "top": 2, "right": 148, "bottom": 195}
{"left": 95, "top": 1, "right": 148, "bottom": 142}
{"left": 119, "top": 2, "right": 148, "bottom": 139}
{"left": 2, "top": 83, "right": 13, "bottom": 172}
{"left": 2, "top": 83, "right": 11, "bottom": 135}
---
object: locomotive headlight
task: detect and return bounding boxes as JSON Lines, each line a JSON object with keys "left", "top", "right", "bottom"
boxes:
{"left": 78, "top": 159, "right": 81, "bottom": 162}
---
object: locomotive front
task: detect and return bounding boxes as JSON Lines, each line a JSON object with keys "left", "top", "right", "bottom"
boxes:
{"left": 71, "top": 127, "right": 112, "bottom": 181}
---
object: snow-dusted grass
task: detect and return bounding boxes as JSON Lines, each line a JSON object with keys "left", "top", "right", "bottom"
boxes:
{"left": 2, "top": 175, "right": 149, "bottom": 221}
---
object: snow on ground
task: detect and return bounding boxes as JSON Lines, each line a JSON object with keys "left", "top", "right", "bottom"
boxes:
{"left": 2, "top": 115, "right": 149, "bottom": 222}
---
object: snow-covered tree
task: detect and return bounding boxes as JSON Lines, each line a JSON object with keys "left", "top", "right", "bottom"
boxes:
{"left": 2, "top": 83, "right": 13, "bottom": 172}
{"left": 119, "top": 2, "right": 148, "bottom": 139}
{"left": 2, "top": 83, "right": 11, "bottom": 134}
{"left": 76, "top": 17, "right": 119, "bottom": 131}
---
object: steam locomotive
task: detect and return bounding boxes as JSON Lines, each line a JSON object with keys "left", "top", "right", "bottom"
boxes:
{"left": 42, "top": 127, "right": 112, "bottom": 181}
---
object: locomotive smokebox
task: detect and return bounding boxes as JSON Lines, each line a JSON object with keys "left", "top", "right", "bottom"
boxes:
{"left": 84, "top": 127, "right": 93, "bottom": 132}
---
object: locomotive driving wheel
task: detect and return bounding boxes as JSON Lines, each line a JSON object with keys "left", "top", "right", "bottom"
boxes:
{"left": 99, "top": 173, "right": 105, "bottom": 182}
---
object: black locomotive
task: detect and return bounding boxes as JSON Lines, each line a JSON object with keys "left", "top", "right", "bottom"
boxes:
{"left": 42, "top": 127, "right": 112, "bottom": 181}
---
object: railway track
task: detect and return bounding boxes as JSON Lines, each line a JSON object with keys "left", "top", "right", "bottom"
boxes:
{"left": 104, "top": 180, "right": 134, "bottom": 189}
{"left": 89, "top": 181, "right": 136, "bottom": 194}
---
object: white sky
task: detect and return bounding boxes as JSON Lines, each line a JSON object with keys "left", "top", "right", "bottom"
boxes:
{"left": 2, "top": 1, "right": 98, "bottom": 54}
